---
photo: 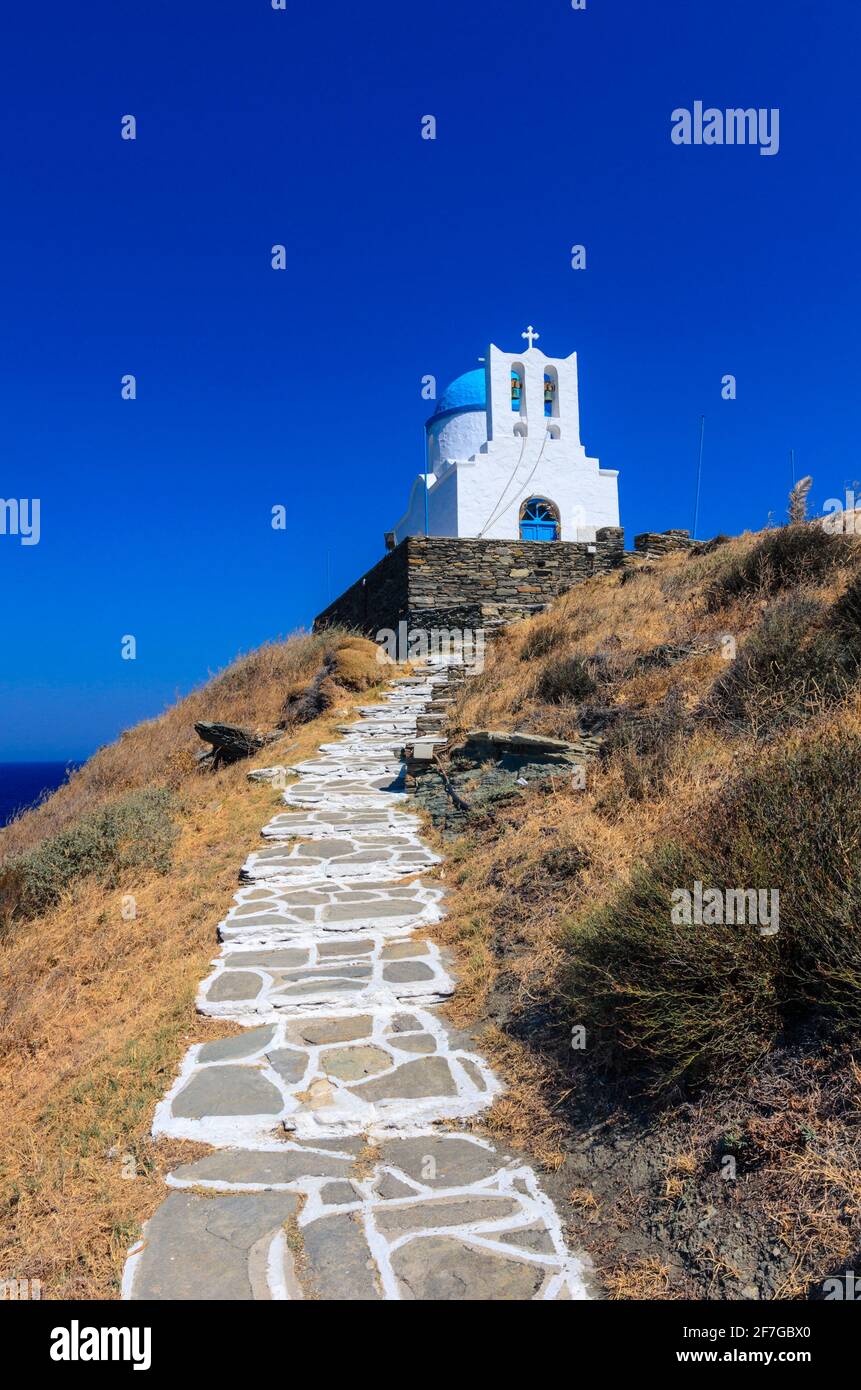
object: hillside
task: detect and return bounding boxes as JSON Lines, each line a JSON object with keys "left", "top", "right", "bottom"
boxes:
{"left": 430, "top": 521, "right": 861, "bottom": 1299}
{"left": 0, "top": 630, "right": 387, "bottom": 1297}
{"left": 2, "top": 521, "right": 860, "bottom": 1302}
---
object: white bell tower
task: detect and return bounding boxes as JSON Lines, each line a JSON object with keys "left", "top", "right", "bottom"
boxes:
{"left": 390, "top": 329, "right": 620, "bottom": 545}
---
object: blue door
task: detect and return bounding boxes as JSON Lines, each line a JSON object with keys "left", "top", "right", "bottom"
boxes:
{"left": 520, "top": 497, "right": 559, "bottom": 541}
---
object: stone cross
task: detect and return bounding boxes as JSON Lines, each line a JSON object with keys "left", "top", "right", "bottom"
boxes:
{"left": 521, "top": 325, "right": 540, "bottom": 350}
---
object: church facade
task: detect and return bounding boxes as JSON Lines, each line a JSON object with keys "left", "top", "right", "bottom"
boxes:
{"left": 389, "top": 333, "right": 620, "bottom": 547}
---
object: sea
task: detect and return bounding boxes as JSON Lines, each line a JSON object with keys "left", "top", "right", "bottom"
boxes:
{"left": 0, "top": 762, "right": 81, "bottom": 828}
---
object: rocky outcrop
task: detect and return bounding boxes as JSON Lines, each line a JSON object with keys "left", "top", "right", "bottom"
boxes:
{"left": 194, "top": 722, "right": 279, "bottom": 769}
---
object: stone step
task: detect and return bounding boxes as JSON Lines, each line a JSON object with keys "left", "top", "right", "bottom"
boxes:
{"left": 125, "top": 654, "right": 591, "bottom": 1302}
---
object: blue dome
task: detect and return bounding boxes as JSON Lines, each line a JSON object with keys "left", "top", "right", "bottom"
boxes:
{"left": 428, "top": 368, "right": 487, "bottom": 424}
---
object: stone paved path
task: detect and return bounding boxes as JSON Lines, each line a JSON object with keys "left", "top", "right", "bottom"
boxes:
{"left": 124, "top": 661, "right": 590, "bottom": 1301}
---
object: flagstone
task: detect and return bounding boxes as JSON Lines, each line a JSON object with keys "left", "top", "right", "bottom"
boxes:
{"left": 265, "top": 1048, "right": 309, "bottom": 1085}
{"left": 300, "top": 1213, "right": 382, "bottom": 1301}
{"left": 198, "top": 1026, "right": 277, "bottom": 1063}
{"left": 126, "top": 659, "right": 589, "bottom": 1302}
{"left": 350, "top": 1056, "right": 457, "bottom": 1101}
{"left": 172, "top": 1067, "right": 283, "bottom": 1118}
{"left": 390, "top": 1235, "right": 547, "bottom": 1302}
{"left": 381, "top": 940, "right": 430, "bottom": 959}
{"left": 374, "top": 1196, "right": 521, "bottom": 1237}
{"left": 321, "top": 1044, "right": 392, "bottom": 1081}
{"left": 391, "top": 1033, "right": 436, "bottom": 1054}
{"left": 287, "top": 1015, "right": 373, "bottom": 1046}
{"left": 170, "top": 1147, "right": 354, "bottom": 1186}
{"left": 375, "top": 1135, "right": 507, "bottom": 1188}
{"left": 382, "top": 961, "right": 435, "bottom": 983}
{"left": 129, "top": 1192, "right": 299, "bottom": 1300}
{"left": 206, "top": 971, "right": 263, "bottom": 1003}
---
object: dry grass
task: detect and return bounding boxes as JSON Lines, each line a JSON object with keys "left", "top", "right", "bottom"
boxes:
{"left": 0, "top": 630, "right": 389, "bottom": 1299}
{"left": 602, "top": 1255, "right": 682, "bottom": 1300}
{"left": 425, "top": 523, "right": 861, "bottom": 1296}
{"left": 0, "top": 630, "right": 376, "bottom": 863}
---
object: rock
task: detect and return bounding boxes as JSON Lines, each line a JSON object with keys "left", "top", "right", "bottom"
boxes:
{"left": 391, "top": 1235, "right": 546, "bottom": 1301}
{"left": 172, "top": 1066, "right": 283, "bottom": 1118}
{"left": 463, "top": 729, "right": 580, "bottom": 756}
{"left": 128, "top": 1192, "right": 299, "bottom": 1300}
{"left": 321, "top": 1044, "right": 392, "bottom": 1081}
{"left": 301, "top": 1212, "right": 382, "bottom": 1300}
{"left": 247, "top": 765, "right": 289, "bottom": 783}
{"left": 195, "top": 721, "right": 278, "bottom": 768}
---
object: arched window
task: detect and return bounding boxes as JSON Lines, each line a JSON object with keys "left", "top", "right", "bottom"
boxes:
{"left": 544, "top": 367, "right": 559, "bottom": 418}
{"left": 510, "top": 364, "right": 525, "bottom": 416}
{"left": 519, "top": 496, "right": 560, "bottom": 541}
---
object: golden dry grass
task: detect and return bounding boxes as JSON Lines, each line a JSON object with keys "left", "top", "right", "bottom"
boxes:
{"left": 425, "top": 527, "right": 861, "bottom": 1296}
{"left": 0, "top": 631, "right": 390, "bottom": 1299}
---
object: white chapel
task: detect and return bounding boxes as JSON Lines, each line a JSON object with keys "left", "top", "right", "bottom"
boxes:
{"left": 389, "top": 329, "right": 620, "bottom": 546}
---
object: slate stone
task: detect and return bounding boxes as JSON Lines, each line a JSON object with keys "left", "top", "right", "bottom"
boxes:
{"left": 497, "top": 1226, "right": 557, "bottom": 1255}
{"left": 295, "top": 839, "right": 356, "bottom": 859}
{"left": 319, "top": 1181, "right": 359, "bottom": 1206}
{"left": 350, "top": 1057, "right": 456, "bottom": 1101}
{"left": 388, "top": 1013, "right": 422, "bottom": 1033}
{"left": 265, "top": 1048, "right": 309, "bottom": 1085}
{"left": 170, "top": 1148, "right": 352, "bottom": 1186}
{"left": 207, "top": 971, "right": 263, "bottom": 1002}
{"left": 391, "top": 1033, "right": 436, "bottom": 1054}
{"left": 129, "top": 1192, "right": 297, "bottom": 1300}
{"left": 391, "top": 1235, "right": 546, "bottom": 1301}
{"left": 287, "top": 1016, "right": 372, "bottom": 1046}
{"left": 382, "top": 961, "right": 435, "bottom": 983}
{"left": 225, "top": 950, "right": 308, "bottom": 969}
{"left": 322, "top": 900, "right": 416, "bottom": 922}
{"left": 317, "top": 939, "right": 374, "bottom": 957}
{"left": 198, "top": 1026, "right": 276, "bottom": 1064}
{"left": 228, "top": 912, "right": 312, "bottom": 929}
{"left": 376, "top": 1136, "right": 506, "bottom": 1188}
{"left": 280, "top": 978, "right": 363, "bottom": 997}
{"left": 459, "top": 1058, "right": 488, "bottom": 1091}
{"left": 375, "top": 1172, "right": 419, "bottom": 1200}
{"left": 374, "top": 1196, "right": 520, "bottom": 1237}
{"left": 173, "top": 1066, "right": 283, "bottom": 1118}
{"left": 277, "top": 964, "right": 372, "bottom": 982}
{"left": 381, "top": 941, "right": 430, "bottom": 959}
{"left": 300, "top": 1212, "right": 382, "bottom": 1300}
{"left": 321, "top": 1045, "right": 392, "bottom": 1081}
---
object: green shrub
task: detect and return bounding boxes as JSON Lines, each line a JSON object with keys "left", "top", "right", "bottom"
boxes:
{"left": 707, "top": 594, "right": 850, "bottom": 734}
{"left": 0, "top": 788, "right": 178, "bottom": 925}
{"left": 707, "top": 524, "right": 856, "bottom": 609}
{"left": 563, "top": 730, "right": 861, "bottom": 1091}
{"left": 599, "top": 686, "right": 690, "bottom": 799}
{"left": 536, "top": 656, "right": 597, "bottom": 704}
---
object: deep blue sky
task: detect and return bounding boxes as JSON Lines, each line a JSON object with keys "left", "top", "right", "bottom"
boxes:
{"left": 1, "top": 0, "right": 859, "bottom": 759}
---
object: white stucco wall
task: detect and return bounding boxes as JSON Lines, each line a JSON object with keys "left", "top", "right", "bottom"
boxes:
{"left": 427, "top": 408, "right": 488, "bottom": 471}
{"left": 390, "top": 341, "right": 619, "bottom": 544}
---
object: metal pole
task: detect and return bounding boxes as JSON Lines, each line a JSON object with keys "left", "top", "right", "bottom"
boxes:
{"left": 693, "top": 415, "right": 705, "bottom": 540}
{"left": 424, "top": 426, "right": 430, "bottom": 537}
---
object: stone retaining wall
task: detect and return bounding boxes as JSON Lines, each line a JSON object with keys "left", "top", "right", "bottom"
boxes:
{"left": 632, "top": 528, "right": 695, "bottom": 558}
{"left": 314, "top": 530, "right": 625, "bottom": 635}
